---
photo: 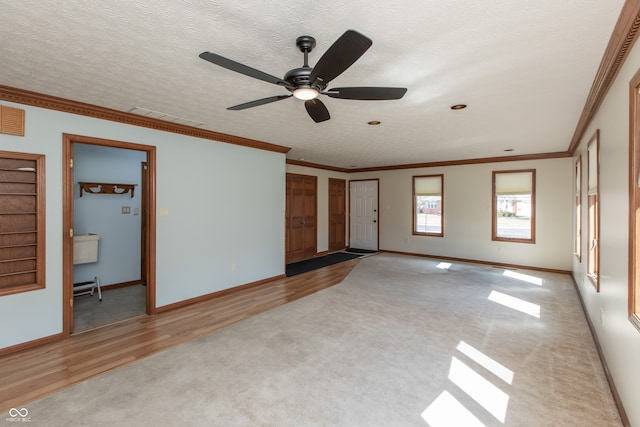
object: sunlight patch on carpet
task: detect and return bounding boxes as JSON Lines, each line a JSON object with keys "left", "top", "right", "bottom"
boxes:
{"left": 502, "top": 270, "right": 544, "bottom": 286}
{"left": 488, "top": 291, "right": 541, "bottom": 318}
{"left": 448, "top": 357, "right": 510, "bottom": 423}
{"left": 421, "top": 391, "right": 486, "bottom": 427}
{"left": 436, "top": 262, "right": 452, "bottom": 269}
{"left": 456, "top": 341, "right": 514, "bottom": 385}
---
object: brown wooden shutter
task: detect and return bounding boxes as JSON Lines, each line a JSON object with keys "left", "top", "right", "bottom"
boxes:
{"left": 0, "top": 151, "right": 45, "bottom": 295}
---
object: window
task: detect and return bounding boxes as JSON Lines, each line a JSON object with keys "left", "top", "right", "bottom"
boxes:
{"left": 0, "top": 150, "right": 45, "bottom": 296}
{"left": 587, "top": 131, "right": 599, "bottom": 290}
{"left": 413, "top": 174, "right": 443, "bottom": 236}
{"left": 575, "top": 156, "right": 582, "bottom": 261}
{"left": 492, "top": 170, "right": 535, "bottom": 243}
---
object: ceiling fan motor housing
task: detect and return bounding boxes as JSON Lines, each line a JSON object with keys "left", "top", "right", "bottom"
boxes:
{"left": 284, "top": 67, "right": 325, "bottom": 92}
{"left": 285, "top": 36, "right": 325, "bottom": 92}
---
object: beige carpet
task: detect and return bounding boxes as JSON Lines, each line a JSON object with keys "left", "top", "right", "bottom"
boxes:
{"left": 13, "top": 254, "right": 621, "bottom": 426}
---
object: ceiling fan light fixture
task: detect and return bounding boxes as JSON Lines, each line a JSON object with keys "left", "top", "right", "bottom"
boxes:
{"left": 293, "top": 87, "right": 319, "bottom": 100}
{"left": 200, "top": 30, "right": 406, "bottom": 123}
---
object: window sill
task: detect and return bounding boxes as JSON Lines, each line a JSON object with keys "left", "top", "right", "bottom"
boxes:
{"left": 0, "top": 282, "right": 44, "bottom": 297}
{"left": 630, "top": 314, "right": 640, "bottom": 334}
{"left": 493, "top": 237, "right": 535, "bottom": 244}
{"left": 587, "top": 274, "right": 599, "bottom": 292}
{"left": 413, "top": 232, "right": 443, "bottom": 238}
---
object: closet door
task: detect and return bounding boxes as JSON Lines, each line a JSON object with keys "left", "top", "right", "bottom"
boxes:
{"left": 286, "top": 174, "right": 317, "bottom": 263}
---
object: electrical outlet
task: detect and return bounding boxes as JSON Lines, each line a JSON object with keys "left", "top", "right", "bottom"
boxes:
{"left": 231, "top": 263, "right": 237, "bottom": 272}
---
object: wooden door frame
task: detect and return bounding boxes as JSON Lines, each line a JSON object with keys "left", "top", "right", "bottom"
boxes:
{"left": 348, "top": 179, "right": 380, "bottom": 251}
{"left": 328, "top": 178, "right": 346, "bottom": 252}
{"left": 141, "top": 162, "right": 148, "bottom": 285}
{"left": 62, "top": 134, "right": 157, "bottom": 337}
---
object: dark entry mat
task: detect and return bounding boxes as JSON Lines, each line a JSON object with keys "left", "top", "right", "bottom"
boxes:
{"left": 286, "top": 252, "right": 362, "bottom": 277}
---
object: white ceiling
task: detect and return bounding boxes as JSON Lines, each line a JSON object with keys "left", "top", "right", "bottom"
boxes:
{"left": 0, "top": 1, "right": 625, "bottom": 169}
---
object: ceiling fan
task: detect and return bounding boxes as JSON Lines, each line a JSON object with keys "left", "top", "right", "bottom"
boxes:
{"left": 199, "top": 30, "right": 407, "bottom": 123}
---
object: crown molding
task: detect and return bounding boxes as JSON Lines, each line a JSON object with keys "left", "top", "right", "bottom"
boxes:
{"left": 0, "top": 85, "right": 290, "bottom": 155}
{"left": 286, "top": 159, "right": 352, "bottom": 173}
{"left": 568, "top": 0, "right": 640, "bottom": 154}
{"left": 288, "top": 151, "right": 571, "bottom": 173}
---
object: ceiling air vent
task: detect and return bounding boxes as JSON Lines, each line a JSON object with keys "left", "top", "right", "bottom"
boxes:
{"left": 129, "top": 107, "right": 204, "bottom": 128}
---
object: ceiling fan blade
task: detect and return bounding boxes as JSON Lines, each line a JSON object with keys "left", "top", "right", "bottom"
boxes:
{"left": 324, "top": 87, "right": 407, "bottom": 100}
{"left": 305, "top": 99, "right": 330, "bottom": 123}
{"left": 310, "top": 30, "right": 372, "bottom": 86}
{"left": 199, "top": 52, "right": 294, "bottom": 89}
{"left": 228, "top": 95, "right": 292, "bottom": 110}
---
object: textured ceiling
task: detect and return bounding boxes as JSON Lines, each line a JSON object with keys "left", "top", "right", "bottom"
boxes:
{"left": 0, "top": 1, "right": 625, "bottom": 169}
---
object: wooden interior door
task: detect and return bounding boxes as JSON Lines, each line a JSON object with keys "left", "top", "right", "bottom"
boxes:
{"left": 286, "top": 174, "right": 317, "bottom": 263}
{"left": 329, "top": 178, "right": 346, "bottom": 252}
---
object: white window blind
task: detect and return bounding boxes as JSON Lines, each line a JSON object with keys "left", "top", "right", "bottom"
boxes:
{"left": 575, "top": 159, "right": 581, "bottom": 194}
{"left": 415, "top": 176, "right": 441, "bottom": 195}
{"left": 495, "top": 172, "right": 532, "bottom": 195}
{"left": 588, "top": 141, "right": 598, "bottom": 195}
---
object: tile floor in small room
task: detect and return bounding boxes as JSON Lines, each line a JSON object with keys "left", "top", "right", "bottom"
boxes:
{"left": 73, "top": 284, "right": 146, "bottom": 332}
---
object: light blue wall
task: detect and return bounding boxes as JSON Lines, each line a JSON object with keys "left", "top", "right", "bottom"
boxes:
{"left": 73, "top": 144, "right": 146, "bottom": 286}
{"left": 0, "top": 102, "right": 286, "bottom": 349}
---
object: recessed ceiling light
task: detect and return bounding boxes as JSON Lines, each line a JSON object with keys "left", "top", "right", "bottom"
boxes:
{"left": 450, "top": 104, "right": 467, "bottom": 110}
{"left": 368, "top": 120, "right": 381, "bottom": 125}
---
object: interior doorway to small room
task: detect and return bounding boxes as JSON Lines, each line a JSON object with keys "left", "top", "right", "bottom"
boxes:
{"left": 349, "top": 179, "right": 379, "bottom": 251}
{"left": 63, "top": 134, "right": 156, "bottom": 336}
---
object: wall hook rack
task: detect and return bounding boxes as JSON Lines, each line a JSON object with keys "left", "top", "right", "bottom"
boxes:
{"left": 79, "top": 182, "right": 136, "bottom": 198}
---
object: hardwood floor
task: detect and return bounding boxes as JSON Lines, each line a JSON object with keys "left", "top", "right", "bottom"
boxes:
{"left": 0, "top": 259, "right": 359, "bottom": 413}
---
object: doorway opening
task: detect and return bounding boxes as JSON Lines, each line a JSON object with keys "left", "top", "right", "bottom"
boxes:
{"left": 63, "top": 134, "right": 156, "bottom": 336}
